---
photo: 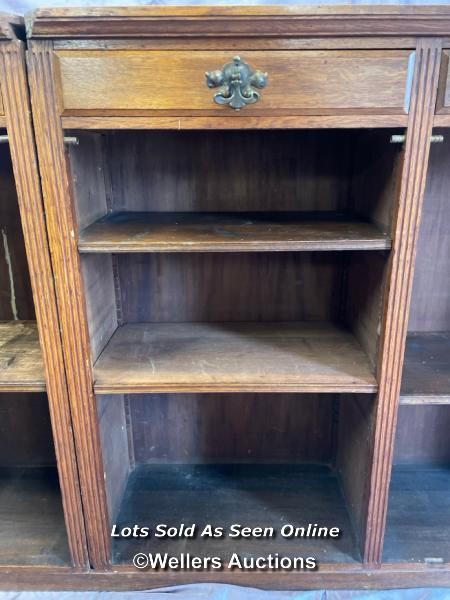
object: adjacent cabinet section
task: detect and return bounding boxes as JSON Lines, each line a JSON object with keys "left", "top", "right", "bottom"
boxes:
{"left": 0, "top": 21, "right": 87, "bottom": 572}
{"left": 0, "top": 130, "right": 69, "bottom": 566}
{"left": 384, "top": 130, "right": 450, "bottom": 564}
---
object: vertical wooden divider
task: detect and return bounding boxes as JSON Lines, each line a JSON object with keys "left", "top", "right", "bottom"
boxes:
{"left": 27, "top": 40, "right": 110, "bottom": 569}
{"left": 363, "top": 38, "right": 442, "bottom": 565}
{"left": 0, "top": 40, "right": 88, "bottom": 567}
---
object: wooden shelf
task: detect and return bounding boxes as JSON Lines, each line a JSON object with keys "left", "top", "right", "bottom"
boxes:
{"left": 0, "top": 322, "right": 45, "bottom": 392}
{"left": 384, "top": 465, "right": 450, "bottom": 563}
{"left": 78, "top": 212, "right": 391, "bottom": 253}
{"left": 400, "top": 332, "right": 450, "bottom": 405}
{"left": 0, "top": 467, "right": 70, "bottom": 566}
{"left": 93, "top": 321, "right": 377, "bottom": 394}
{"left": 112, "top": 463, "right": 360, "bottom": 565}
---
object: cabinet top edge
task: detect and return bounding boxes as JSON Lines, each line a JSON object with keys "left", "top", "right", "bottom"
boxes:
{"left": 26, "top": 5, "right": 450, "bottom": 40}
{"left": 0, "top": 13, "right": 23, "bottom": 41}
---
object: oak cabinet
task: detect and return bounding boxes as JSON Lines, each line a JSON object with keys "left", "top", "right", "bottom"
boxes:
{"left": 18, "top": 4, "right": 450, "bottom": 590}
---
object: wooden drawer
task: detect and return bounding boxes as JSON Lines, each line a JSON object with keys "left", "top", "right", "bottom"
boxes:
{"left": 55, "top": 49, "right": 414, "bottom": 116}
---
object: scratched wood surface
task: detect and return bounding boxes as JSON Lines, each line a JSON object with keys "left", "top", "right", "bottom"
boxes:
{"left": 93, "top": 322, "right": 377, "bottom": 394}
{"left": 79, "top": 212, "right": 391, "bottom": 253}
{"left": 0, "top": 321, "right": 45, "bottom": 392}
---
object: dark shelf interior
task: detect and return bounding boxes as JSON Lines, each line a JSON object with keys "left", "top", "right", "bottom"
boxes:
{"left": 0, "top": 466, "right": 70, "bottom": 566}
{"left": 112, "top": 463, "right": 361, "bottom": 566}
{"left": 384, "top": 465, "right": 450, "bottom": 564}
{"left": 400, "top": 332, "right": 450, "bottom": 404}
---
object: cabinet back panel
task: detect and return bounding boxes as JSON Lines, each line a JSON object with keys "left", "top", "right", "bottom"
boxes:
{"left": 400, "top": 133, "right": 450, "bottom": 465}
{"left": 350, "top": 130, "right": 400, "bottom": 235}
{"left": 395, "top": 405, "right": 450, "bottom": 465}
{"left": 70, "top": 132, "right": 109, "bottom": 231}
{"left": 0, "top": 144, "right": 34, "bottom": 321}
{"left": 409, "top": 130, "right": 450, "bottom": 332}
{"left": 97, "top": 394, "right": 130, "bottom": 525}
{"left": 102, "top": 130, "right": 354, "bottom": 213}
{"left": 0, "top": 394, "right": 56, "bottom": 467}
{"left": 129, "top": 393, "right": 335, "bottom": 464}
{"left": 117, "top": 252, "right": 344, "bottom": 323}
{"left": 82, "top": 254, "right": 118, "bottom": 362}
{"left": 346, "top": 252, "right": 388, "bottom": 372}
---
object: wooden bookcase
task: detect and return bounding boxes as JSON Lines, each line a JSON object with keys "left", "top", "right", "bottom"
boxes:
{"left": 0, "top": 14, "right": 87, "bottom": 576}
{"left": 14, "top": 4, "right": 450, "bottom": 590}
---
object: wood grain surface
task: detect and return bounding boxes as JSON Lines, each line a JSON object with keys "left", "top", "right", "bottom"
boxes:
{"left": 127, "top": 393, "right": 336, "bottom": 464}
{"left": 113, "top": 252, "right": 346, "bottom": 324}
{"left": 55, "top": 50, "right": 412, "bottom": 116}
{"left": 61, "top": 115, "right": 410, "bottom": 130}
{"left": 79, "top": 212, "right": 391, "bottom": 253}
{"left": 0, "top": 321, "right": 45, "bottom": 391}
{"left": 2, "top": 563, "right": 450, "bottom": 591}
{"left": 93, "top": 129, "right": 355, "bottom": 214}
{"left": 93, "top": 322, "right": 377, "bottom": 394}
{"left": 400, "top": 332, "right": 450, "bottom": 404}
{"left": 1, "top": 39, "right": 88, "bottom": 567}
{"left": 27, "top": 39, "right": 109, "bottom": 568}
{"left": 26, "top": 6, "right": 450, "bottom": 39}
{"left": 363, "top": 39, "right": 442, "bottom": 564}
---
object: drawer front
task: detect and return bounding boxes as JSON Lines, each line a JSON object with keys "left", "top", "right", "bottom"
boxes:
{"left": 56, "top": 50, "right": 414, "bottom": 116}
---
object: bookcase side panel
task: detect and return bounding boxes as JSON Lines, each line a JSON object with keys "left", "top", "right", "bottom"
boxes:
{"left": 27, "top": 39, "right": 110, "bottom": 569}
{"left": 363, "top": 39, "right": 442, "bottom": 564}
{"left": 0, "top": 39, "right": 88, "bottom": 568}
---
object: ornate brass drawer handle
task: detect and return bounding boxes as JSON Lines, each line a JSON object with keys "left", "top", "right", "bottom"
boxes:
{"left": 205, "top": 56, "right": 268, "bottom": 110}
